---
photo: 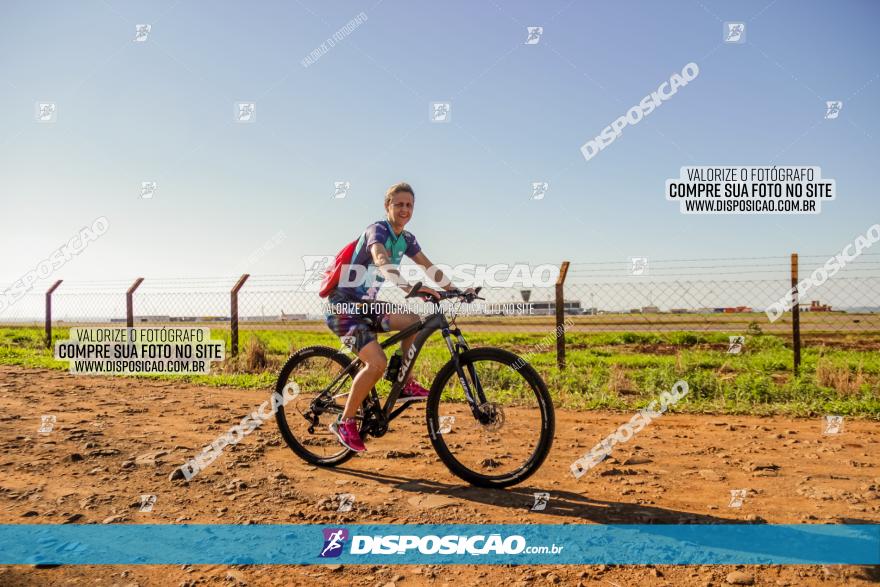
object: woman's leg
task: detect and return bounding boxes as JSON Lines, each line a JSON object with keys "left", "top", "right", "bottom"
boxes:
{"left": 341, "top": 340, "right": 386, "bottom": 420}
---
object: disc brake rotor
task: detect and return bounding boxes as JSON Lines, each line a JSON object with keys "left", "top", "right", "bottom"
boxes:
{"left": 477, "top": 402, "right": 504, "bottom": 432}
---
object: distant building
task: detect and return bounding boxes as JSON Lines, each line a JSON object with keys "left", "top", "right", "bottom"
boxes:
{"left": 529, "top": 300, "right": 584, "bottom": 316}
{"left": 136, "top": 315, "right": 171, "bottom": 322}
{"left": 641, "top": 305, "right": 660, "bottom": 314}
{"left": 281, "top": 313, "right": 309, "bottom": 321}
{"left": 800, "top": 300, "right": 832, "bottom": 312}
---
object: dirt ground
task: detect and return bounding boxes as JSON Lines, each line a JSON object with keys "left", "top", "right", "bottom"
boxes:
{"left": 0, "top": 365, "right": 878, "bottom": 586}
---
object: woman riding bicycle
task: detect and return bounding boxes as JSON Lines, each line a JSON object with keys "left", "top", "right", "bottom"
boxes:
{"left": 324, "top": 181, "right": 473, "bottom": 452}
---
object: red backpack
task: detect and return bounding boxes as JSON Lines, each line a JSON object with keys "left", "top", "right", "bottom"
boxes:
{"left": 318, "top": 239, "right": 358, "bottom": 298}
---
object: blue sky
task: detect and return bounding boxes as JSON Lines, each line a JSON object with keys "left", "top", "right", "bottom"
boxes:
{"left": 1, "top": 0, "right": 879, "bottom": 286}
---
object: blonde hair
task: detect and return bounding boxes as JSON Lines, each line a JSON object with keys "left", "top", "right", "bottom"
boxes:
{"left": 384, "top": 182, "right": 415, "bottom": 207}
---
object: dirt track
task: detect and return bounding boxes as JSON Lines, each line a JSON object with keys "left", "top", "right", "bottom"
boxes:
{"left": 0, "top": 365, "right": 878, "bottom": 586}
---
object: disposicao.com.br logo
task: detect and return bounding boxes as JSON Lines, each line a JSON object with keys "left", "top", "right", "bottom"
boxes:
{"left": 318, "top": 527, "right": 563, "bottom": 557}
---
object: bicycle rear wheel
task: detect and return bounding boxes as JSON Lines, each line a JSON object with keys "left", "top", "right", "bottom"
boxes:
{"left": 426, "top": 347, "right": 554, "bottom": 488}
{"left": 274, "top": 345, "right": 363, "bottom": 467}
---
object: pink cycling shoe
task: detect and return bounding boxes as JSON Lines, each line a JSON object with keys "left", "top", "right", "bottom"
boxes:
{"left": 329, "top": 417, "right": 366, "bottom": 452}
{"left": 399, "top": 379, "right": 430, "bottom": 401}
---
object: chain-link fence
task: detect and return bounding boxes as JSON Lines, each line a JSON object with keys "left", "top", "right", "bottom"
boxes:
{"left": 2, "top": 253, "right": 879, "bottom": 372}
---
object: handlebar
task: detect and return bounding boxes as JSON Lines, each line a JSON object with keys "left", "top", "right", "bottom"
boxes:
{"left": 405, "top": 282, "right": 484, "bottom": 303}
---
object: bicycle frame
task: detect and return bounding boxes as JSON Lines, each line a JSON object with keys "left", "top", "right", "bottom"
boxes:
{"left": 310, "top": 307, "right": 489, "bottom": 439}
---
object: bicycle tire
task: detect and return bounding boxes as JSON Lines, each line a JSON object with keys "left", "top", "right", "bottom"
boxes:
{"left": 426, "top": 347, "right": 555, "bottom": 488}
{"left": 274, "top": 345, "right": 362, "bottom": 467}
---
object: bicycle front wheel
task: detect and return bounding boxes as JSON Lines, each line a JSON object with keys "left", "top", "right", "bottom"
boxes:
{"left": 426, "top": 347, "right": 554, "bottom": 488}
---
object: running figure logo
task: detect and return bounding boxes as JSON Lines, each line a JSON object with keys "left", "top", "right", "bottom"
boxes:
{"left": 823, "top": 415, "right": 844, "bottom": 435}
{"left": 333, "top": 181, "right": 351, "bottom": 199}
{"left": 724, "top": 22, "right": 745, "bottom": 43}
{"left": 36, "top": 102, "right": 57, "bottom": 122}
{"left": 134, "top": 24, "right": 151, "bottom": 42}
{"left": 319, "top": 528, "right": 349, "bottom": 558}
{"left": 825, "top": 101, "right": 843, "bottom": 120}
{"left": 728, "top": 489, "right": 747, "bottom": 508}
{"left": 299, "top": 255, "right": 333, "bottom": 291}
{"left": 38, "top": 415, "right": 56, "bottom": 434}
{"left": 235, "top": 102, "right": 256, "bottom": 122}
{"left": 531, "top": 182, "right": 549, "bottom": 200}
{"left": 141, "top": 181, "right": 157, "bottom": 199}
{"left": 525, "top": 27, "right": 543, "bottom": 45}
{"left": 630, "top": 257, "right": 648, "bottom": 276}
{"left": 727, "top": 336, "right": 745, "bottom": 354}
{"left": 531, "top": 492, "right": 550, "bottom": 511}
{"left": 430, "top": 102, "right": 451, "bottom": 123}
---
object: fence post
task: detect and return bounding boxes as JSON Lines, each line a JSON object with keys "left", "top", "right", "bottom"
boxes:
{"left": 790, "top": 253, "right": 801, "bottom": 376}
{"left": 126, "top": 278, "right": 144, "bottom": 328}
{"left": 230, "top": 274, "right": 250, "bottom": 356}
{"left": 555, "top": 261, "right": 570, "bottom": 370}
{"left": 45, "top": 280, "right": 63, "bottom": 348}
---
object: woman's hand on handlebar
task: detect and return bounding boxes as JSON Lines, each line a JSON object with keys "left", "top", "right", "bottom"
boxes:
{"left": 411, "top": 284, "right": 442, "bottom": 302}
{"left": 447, "top": 287, "right": 482, "bottom": 302}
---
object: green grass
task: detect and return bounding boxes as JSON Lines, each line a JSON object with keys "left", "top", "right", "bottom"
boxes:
{"left": 1, "top": 326, "right": 878, "bottom": 418}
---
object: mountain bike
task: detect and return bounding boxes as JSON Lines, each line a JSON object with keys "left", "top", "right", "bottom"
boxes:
{"left": 274, "top": 285, "right": 555, "bottom": 488}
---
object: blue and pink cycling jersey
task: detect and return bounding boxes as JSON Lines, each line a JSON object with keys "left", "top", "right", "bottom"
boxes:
{"left": 325, "top": 220, "right": 421, "bottom": 352}
{"left": 334, "top": 220, "right": 421, "bottom": 302}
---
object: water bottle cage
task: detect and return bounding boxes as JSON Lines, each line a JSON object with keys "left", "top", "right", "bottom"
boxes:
{"left": 384, "top": 352, "right": 402, "bottom": 382}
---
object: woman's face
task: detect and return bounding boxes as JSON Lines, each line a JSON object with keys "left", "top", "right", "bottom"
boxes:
{"left": 386, "top": 192, "right": 414, "bottom": 227}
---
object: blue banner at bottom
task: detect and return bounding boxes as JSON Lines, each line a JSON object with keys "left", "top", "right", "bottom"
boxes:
{"left": 1, "top": 524, "right": 878, "bottom": 565}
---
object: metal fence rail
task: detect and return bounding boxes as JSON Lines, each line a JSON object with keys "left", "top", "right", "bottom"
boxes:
{"left": 2, "top": 253, "right": 878, "bottom": 374}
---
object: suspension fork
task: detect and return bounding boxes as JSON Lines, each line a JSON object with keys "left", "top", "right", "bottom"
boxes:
{"left": 443, "top": 327, "right": 488, "bottom": 413}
